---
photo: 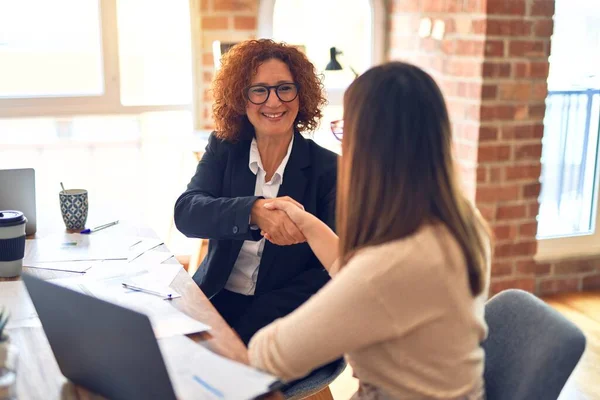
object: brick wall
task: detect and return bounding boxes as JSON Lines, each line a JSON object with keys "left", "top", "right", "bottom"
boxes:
{"left": 478, "top": 0, "right": 552, "bottom": 295}
{"left": 194, "top": 0, "right": 600, "bottom": 296}
{"left": 389, "top": 0, "right": 600, "bottom": 296}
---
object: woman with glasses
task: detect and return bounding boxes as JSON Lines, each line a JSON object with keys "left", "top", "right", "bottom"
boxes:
{"left": 174, "top": 39, "right": 338, "bottom": 345}
{"left": 248, "top": 62, "right": 491, "bottom": 400}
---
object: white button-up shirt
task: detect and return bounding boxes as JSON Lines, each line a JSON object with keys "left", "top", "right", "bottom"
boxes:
{"left": 225, "top": 136, "right": 294, "bottom": 295}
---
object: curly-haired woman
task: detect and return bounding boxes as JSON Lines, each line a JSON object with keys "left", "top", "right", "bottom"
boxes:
{"left": 174, "top": 39, "right": 338, "bottom": 345}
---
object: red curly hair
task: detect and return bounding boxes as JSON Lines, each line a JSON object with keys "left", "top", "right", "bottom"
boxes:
{"left": 211, "top": 39, "right": 327, "bottom": 141}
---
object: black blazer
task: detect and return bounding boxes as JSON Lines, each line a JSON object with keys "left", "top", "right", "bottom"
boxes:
{"left": 174, "top": 131, "right": 338, "bottom": 299}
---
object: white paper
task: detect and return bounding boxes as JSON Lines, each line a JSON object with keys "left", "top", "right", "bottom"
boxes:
{"left": 0, "top": 281, "right": 41, "bottom": 329}
{"left": 84, "top": 262, "right": 182, "bottom": 286}
{"left": 80, "top": 260, "right": 137, "bottom": 279}
{"left": 25, "top": 260, "right": 94, "bottom": 273}
{"left": 158, "top": 335, "right": 280, "bottom": 400}
{"left": 129, "top": 238, "right": 165, "bottom": 262}
{"left": 130, "top": 250, "right": 174, "bottom": 265}
{"left": 53, "top": 272, "right": 208, "bottom": 338}
{"left": 24, "top": 233, "right": 130, "bottom": 264}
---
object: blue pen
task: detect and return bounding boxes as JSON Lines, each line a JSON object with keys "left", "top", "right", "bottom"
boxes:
{"left": 80, "top": 220, "right": 119, "bottom": 234}
{"left": 193, "top": 375, "right": 224, "bottom": 398}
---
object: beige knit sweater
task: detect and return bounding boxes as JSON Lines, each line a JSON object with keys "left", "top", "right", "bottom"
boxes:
{"left": 248, "top": 223, "right": 490, "bottom": 399}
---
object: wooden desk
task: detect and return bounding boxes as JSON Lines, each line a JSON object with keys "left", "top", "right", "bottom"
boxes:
{"left": 1, "top": 223, "right": 281, "bottom": 400}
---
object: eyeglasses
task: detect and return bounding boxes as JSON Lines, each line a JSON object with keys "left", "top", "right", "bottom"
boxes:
{"left": 246, "top": 83, "right": 299, "bottom": 105}
{"left": 330, "top": 119, "right": 343, "bottom": 141}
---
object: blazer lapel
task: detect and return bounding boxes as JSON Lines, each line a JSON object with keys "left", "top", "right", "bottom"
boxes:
{"left": 256, "top": 132, "right": 311, "bottom": 293}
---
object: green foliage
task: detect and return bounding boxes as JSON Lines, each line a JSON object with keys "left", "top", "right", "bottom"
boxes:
{"left": 0, "top": 306, "right": 9, "bottom": 342}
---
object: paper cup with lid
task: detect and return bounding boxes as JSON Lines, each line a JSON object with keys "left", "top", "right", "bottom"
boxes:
{"left": 0, "top": 210, "right": 27, "bottom": 277}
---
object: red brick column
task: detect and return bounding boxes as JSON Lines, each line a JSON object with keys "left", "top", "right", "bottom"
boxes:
{"left": 476, "top": 0, "right": 553, "bottom": 294}
{"left": 388, "top": 0, "right": 600, "bottom": 295}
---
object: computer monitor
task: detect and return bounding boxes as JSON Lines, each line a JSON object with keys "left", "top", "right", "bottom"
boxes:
{"left": 0, "top": 168, "right": 37, "bottom": 235}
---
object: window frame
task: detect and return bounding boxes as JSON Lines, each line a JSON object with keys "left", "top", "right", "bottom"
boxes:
{"left": 536, "top": 148, "right": 600, "bottom": 261}
{"left": 0, "top": 0, "right": 192, "bottom": 118}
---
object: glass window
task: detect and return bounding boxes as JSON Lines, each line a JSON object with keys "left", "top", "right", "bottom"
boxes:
{"left": 116, "top": 0, "right": 193, "bottom": 106}
{"left": 0, "top": 0, "right": 104, "bottom": 98}
{"left": 538, "top": 0, "right": 600, "bottom": 238}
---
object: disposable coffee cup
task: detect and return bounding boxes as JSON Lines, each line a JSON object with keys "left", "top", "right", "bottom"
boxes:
{"left": 0, "top": 210, "right": 27, "bottom": 278}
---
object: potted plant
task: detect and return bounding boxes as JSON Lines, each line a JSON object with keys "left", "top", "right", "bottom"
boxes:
{"left": 0, "top": 307, "right": 18, "bottom": 399}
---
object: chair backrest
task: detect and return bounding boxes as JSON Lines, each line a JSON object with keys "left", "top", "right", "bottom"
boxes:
{"left": 283, "top": 358, "right": 346, "bottom": 400}
{"left": 482, "top": 289, "right": 586, "bottom": 400}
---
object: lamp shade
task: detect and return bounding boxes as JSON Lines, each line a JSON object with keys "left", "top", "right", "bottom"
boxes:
{"left": 325, "top": 47, "right": 343, "bottom": 71}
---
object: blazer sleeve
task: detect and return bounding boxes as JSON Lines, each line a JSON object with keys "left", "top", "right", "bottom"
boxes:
{"left": 174, "top": 133, "right": 262, "bottom": 241}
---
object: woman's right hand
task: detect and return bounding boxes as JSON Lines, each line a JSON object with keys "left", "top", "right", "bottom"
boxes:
{"left": 263, "top": 199, "right": 309, "bottom": 233}
{"left": 251, "top": 197, "right": 306, "bottom": 245}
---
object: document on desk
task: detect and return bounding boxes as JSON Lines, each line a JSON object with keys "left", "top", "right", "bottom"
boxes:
{"left": 130, "top": 250, "right": 174, "bottom": 265}
{"left": 25, "top": 260, "right": 94, "bottom": 273}
{"left": 159, "top": 335, "right": 281, "bottom": 400}
{"left": 84, "top": 261, "right": 183, "bottom": 285}
{"left": 0, "top": 281, "right": 41, "bottom": 329}
{"left": 128, "top": 238, "right": 165, "bottom": 262}
{"left": 54, "top": 270, "right": 208, "bottom": 338}
{"left": 24, "top": 233, "right": 130, "bottom": 264}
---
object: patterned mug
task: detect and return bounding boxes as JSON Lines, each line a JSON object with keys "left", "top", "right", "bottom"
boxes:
{"left": 59, "top": 189, "right": 89, "bottom": 230}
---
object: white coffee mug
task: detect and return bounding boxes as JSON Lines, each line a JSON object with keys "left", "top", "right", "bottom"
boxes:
{"left": 0, "top": 210, "right": 27, "bottom": 278}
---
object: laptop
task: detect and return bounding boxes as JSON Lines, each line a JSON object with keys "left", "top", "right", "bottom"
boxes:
{"left": 0, "top": 168, "right": 37, "bottom": 235}
{"left": 22, "top": 273, "right": 178, "bottom": 400}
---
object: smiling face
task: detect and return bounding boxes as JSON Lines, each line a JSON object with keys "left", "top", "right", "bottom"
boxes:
{"left": 246, "top": 58, "right": 299, "bottom": 139}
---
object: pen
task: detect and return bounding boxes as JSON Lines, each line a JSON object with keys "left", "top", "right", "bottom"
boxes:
{"left": 121, "top": 283, "right": 173, "bottom": 299}
{"left": 193, "top": 375, "right": 224, "bottom": 398}
{"left": 80, "top": 220, "right": 119, "bottom": 234}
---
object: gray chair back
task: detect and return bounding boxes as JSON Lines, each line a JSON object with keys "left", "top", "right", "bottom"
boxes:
{"left": 482, "top": 289, "right": 586, "bottom": 400}
{"left": 283, "top": 358, "right": 346, "bottom": 399}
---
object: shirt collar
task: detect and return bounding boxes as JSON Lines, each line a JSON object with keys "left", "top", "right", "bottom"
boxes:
{"left": 249, "top": 135, "right": 294, "bottom": 183}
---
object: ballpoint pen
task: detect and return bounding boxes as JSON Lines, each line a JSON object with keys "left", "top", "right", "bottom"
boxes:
{"left": 121, "top": 283, "right": 173, "bottom": 299}
{"left": 80, "top": 220, "right": 119, "bottom": 234}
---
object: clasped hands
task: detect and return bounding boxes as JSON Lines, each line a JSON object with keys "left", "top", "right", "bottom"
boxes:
{"left": 250, "top": 196, "right": 307, "bottom": 246}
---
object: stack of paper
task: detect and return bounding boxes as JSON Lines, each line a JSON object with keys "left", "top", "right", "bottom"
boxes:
{"left": 25, "top": 236, "right": 174, "bottom": 272}
{"left": 159, "top": 335, "right": 282, "bottom": 400}
{"left": 51, "top": 264, "right": 208, "bottom": 338}
{"left": 24, "top": 233, "right": 131, "bottom": 265}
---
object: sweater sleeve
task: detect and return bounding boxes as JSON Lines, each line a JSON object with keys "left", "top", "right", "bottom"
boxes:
{"left": 248, "top": 244, "right": 445, "bottom": 382}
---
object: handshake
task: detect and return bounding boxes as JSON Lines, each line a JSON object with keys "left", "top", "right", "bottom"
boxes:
{"left": 250, "top": 196, "right": 308, "bottom": 246}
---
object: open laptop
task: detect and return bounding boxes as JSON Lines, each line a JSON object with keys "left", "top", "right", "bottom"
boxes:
{"left": 22, "top": 273, "right": 178, "bottom": 400}
{"left": 0, "top": 168, "right": 37, "bottom": 235}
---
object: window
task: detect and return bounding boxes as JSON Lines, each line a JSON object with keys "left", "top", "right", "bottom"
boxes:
{"left": 0, "top": 1, "right": 104, "bottom": 99}
{"left": 0, "top": 0, "right": 193, "bottom": 117}
{"left": 258, "top": 0, "right": 384, "bottom": 152}
{"left": 536, "top": 0, "right": 600, "bottom": 260}
{"left": 0, "top": 0, "right": 197, "bottom": 252}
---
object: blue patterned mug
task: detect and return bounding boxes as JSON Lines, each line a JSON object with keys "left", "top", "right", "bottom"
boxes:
{"left": 59, "top": 189, "right": 89, "bottom": 230}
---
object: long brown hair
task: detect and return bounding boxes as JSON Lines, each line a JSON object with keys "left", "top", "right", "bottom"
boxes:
{"left": 337, "top": 62, "right": 489, "bottom": 296}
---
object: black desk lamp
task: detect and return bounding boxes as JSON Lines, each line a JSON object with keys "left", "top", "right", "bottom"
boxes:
{"left": 325, "top": 47, "right": 358, "bottom": 78}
